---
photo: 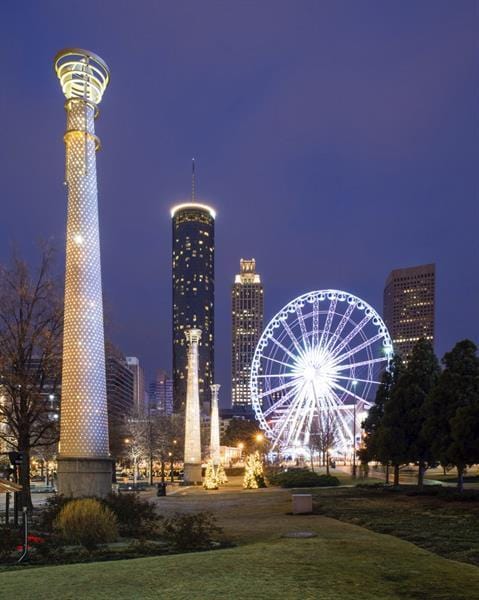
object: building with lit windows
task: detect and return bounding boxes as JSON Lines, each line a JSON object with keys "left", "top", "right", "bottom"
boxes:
{"left": 171, "top": 203, "right": 215, "bottom": 412}
{"left": 126, "top": 357, "right": 146, "bottom": 416}
{"left": 106, "top": 344, "right": 135, "bottom": 422}
{"left": 149, "top": 370, "right": 174, "bottom": 415}
{"left": 232, "top": 259, "right": 264, "bottom": 406}
{"left": 383, "top": 263, "right": 435, "bottom": 360}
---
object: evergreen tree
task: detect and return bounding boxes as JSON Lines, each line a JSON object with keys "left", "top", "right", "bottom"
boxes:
{"left": 216, "top": 463, "right": 228, "bottom": 486}
{"left": 243, "top": 452, "right": 266, "bottom": 489}
{"left": 361, "top": 355, "right": 402, "bottom": 483}
{"left": 203, "top": 460, "right": 218, "bottom": 490}
{"left": 423, "top": 340, "right": 479, "bottom": 491}
{"left": 383, "top": 339, "right": 440, "bottom": 487}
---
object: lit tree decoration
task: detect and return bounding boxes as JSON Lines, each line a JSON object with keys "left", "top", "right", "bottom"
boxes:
{"left": 216, "top": 463, "right": 228, "bottom": 486}
{"left": 243, "top": 451, "right": 266, "bottom": 489}
{"left": 203, "top": 459, "right": 218, "bottom": 490}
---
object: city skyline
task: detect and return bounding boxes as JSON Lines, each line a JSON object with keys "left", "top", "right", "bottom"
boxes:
{"left": 0, "top": 3, "right": 477, "bottom": 405}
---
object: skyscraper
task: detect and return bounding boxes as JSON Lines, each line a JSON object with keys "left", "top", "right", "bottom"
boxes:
{"left": 383, "top": 263, "right": 435, "bottom": 360}
{"left": 55, "top": 48, "right": 112, "bottom": 498}
{"left": 232, "top": 259, "right": 264, "bottom": 406}
{"left": 149, "top": 370, "right": 174, "bottom": 415}
{"left": 126, "top": 357, "right": 146, "bottom": 416}
{"left": 171, "top": 200, "right": 215, "bottom": 412}
{"left": 106, "top": 345, "right": 134, "bottom": 458}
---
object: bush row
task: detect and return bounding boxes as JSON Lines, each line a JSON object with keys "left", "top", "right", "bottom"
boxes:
{"left": 268, "top": 468, "right": 340, "bottom": 488}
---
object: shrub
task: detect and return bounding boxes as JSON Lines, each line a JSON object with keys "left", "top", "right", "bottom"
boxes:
{"left": 0, "top": 527, "right": 19, "bottom": 562}
{"left": 268, "top": 468, "right": 340, "bottom": 488}
{"left": 37, "top": 494, "right": 73, "bottom": 532}
{"left": 55, "top": 498, "right": 118, "bottom": 551}
{"left": 162, "top": 512, "right": 222, "bottom": 552}
{"left": 103, "top": 493, "right": 159, "bottom": 537}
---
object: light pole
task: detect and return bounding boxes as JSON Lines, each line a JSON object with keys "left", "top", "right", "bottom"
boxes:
{"left": 169, "top": 452, "right": 174, "bottom": 483}
{"left": 237, "top": 442, "right": 244, "bottom": 462}
{"left": 352, "top": 380, "right": 358, "bottom": 479}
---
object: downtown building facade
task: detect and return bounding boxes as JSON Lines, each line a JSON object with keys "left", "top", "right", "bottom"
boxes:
{"left": 149, "top": 370, "right": 174, "bottom": 416}
{"left": 231, "top": 259, "right": 264, "bottom": 406}
{"left": 383, "top": 263, "right": 435, "bottom": 360}
{"left": 172, "top": 203, "right": 215, "bottom": 412}
{"left": 126, "top": 356, "right": 146, "bottom": 417}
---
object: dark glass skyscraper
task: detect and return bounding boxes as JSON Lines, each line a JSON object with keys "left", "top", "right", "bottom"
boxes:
{"left": 171, "top": 202, "right": 215, "bottom": 412}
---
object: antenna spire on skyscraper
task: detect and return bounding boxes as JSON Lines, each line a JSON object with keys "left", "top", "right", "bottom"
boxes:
{"left": 191, "top": 157, "right": 196, "bottom": 201}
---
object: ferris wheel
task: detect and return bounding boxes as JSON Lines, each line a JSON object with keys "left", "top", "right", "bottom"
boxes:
{"left": 250, "top": 290, "right": 393, "bottom": 456}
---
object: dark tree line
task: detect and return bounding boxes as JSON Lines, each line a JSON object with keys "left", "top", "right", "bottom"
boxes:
{"left": 360, "top": 338, "right": 479, "bottom": 491}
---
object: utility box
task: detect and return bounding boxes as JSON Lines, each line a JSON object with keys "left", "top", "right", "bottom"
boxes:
{"left": 292, "top": 494, "right": 313, "bottom": 514}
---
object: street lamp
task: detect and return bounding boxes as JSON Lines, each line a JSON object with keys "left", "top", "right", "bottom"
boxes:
{"left": 237, "top": 442, "right": 244, "bottom": 461}
{"left": 352, "top": 380, "right": 358, "bottom": 479}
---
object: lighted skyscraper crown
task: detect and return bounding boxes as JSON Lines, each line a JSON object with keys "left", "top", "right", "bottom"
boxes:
{"left": 54, "top": 48, "right": 110, "bottom": 105}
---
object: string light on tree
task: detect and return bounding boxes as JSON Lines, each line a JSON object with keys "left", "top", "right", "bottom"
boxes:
{"left": 243, "top": 452, "right": 266, "bottom": 489}
{"left": 203, "top": 459, "right": 218, "bottom": 490}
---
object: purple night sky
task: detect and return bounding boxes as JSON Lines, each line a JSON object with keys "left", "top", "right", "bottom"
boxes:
{"left": 0, "top": 2, "right": 477, "bottom": 405}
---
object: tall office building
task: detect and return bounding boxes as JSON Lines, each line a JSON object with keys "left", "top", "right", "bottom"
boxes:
{"left": 232, "top": 259, "right": 264, "bottom": 406}
{"left": 126, "top": 357, "right": 146, "bottom": 416}
{"left": 55, "top": 48, "right": 111, "bottom": 497}
{"left": 106, "top": 344, "right": 134, "bottom": 460}
{"left": 383, "top": 263, "right": 435, "bottom": 360}
{"left": 106, "top": 345, "right": 135, "bottom": 422}
{"left": 149, "top": 370, "right": 174, "bottom": 415}
{"left": 171, "top": 200, "right": 215, "bottom": 412}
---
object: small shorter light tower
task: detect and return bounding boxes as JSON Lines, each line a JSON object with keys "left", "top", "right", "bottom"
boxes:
{"left": 210, "top": 384, "right": 221, "bottom": 466}
{"left": 183, "top": 329, "right": 203, "bottom": 484}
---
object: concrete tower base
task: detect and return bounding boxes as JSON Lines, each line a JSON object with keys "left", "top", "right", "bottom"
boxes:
{"left": 57, "top": 457, "right": 113, "bottom": 498}
{"left": 183, "top": 463, "right": 203, "bottom": 485}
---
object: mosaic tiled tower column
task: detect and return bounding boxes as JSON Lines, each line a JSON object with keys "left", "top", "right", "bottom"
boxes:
{"left": 183, "top": 329, "right": 203, "bottom": 484}
{"left": 54, "top": 49, "right": 112, "bottom": 498}
{"left": 210, "top": 384, "right": 221, "bottom": 466}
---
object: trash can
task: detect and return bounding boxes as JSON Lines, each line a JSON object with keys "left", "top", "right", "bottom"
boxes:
{"left": 157, "top": 482, "right": 167, "bottom": 497}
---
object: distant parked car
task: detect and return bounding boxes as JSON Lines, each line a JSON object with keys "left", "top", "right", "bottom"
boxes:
{"left": 118, "top": 481, "right": 149, "bottom": 492}
{"left": 31, "top": 485, "right": 55, "bottom": 494}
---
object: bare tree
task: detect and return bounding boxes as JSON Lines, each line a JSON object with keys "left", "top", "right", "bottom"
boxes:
{"left": 0, "top": 246, "right": 62, "bottom": 508}
{"left": 124, "top": 419, "right": 149, "bottom": 485}
{"left": 306, "top": 412, "right": 338, "bottom": 475}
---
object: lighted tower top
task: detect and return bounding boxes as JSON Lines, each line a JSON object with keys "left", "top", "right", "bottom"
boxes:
{"left": 170, "top": 203, "right": 216, "bottom": 219}
{"left": 235, "top": 258, "right": 261, "bottom": 284}
{"left": 54, "top": 48, "right": 110, "bottom": 105}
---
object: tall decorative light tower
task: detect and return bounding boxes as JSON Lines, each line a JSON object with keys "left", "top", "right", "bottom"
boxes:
{"left": 184, "top": 328, "right": 203, "bottom": 484}
{"left": 54, "top": 49, "right": 112, "bottom": 497}
{"left": 210, "top": 384, "right": 221, "bottom": 466}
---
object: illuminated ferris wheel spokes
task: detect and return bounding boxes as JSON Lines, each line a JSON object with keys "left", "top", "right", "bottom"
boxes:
{"left": 250, "top": 290, "right": 393, "bottom": 455}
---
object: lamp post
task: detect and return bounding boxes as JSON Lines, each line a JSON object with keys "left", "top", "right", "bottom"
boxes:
{"left": 352, "top": 380, "right": 358, "bottom": 479}
{"left": 169, "top": 452, "right": 174, "bottom": 483}
{"left": 237, "top": 442, "right": 244, "bottom": 462}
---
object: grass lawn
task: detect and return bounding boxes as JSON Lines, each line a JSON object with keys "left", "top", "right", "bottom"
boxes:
{"left": 312, "top": 486, "right": 479, "bottom": 567}
{"left": 2, "top": 486, "right": 479, "bottom": 599}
